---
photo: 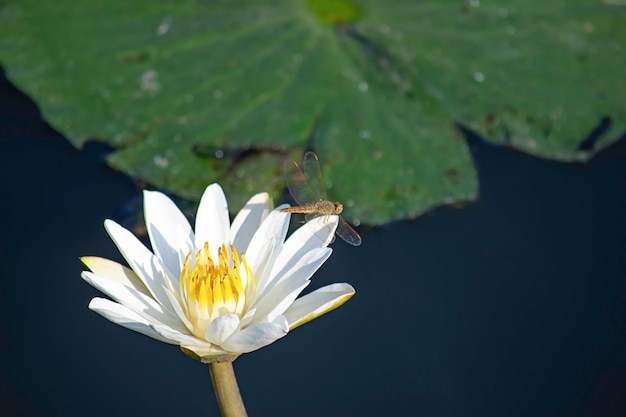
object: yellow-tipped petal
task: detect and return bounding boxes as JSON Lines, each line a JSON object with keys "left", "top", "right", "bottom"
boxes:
{"left": 81, "top": 256, "right": 150, "bottom": 296}
{"left": 285, "top": 283, "right": 356, "bottom": 330}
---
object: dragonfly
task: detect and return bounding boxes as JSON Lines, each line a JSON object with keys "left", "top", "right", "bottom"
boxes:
{"left": 280, "top": 151, "right": 362, "bottom": 246}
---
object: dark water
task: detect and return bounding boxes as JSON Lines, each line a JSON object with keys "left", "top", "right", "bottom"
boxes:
{"left": 1, "top": 67, "right": 625, "bottom": 417}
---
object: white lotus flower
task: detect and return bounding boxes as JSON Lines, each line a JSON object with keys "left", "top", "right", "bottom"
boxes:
{"left": 81, "top": 184, "right": 355, "bottom": 362}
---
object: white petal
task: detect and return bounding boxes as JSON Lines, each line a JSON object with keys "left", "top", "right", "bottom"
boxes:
{"left": 267, "top": 247, "right": 332, "bottom": 293}
{"left": 252, "top": 247, "right": 332, "bottom": 322}
{"left": 174, "top": 225, "right": 195, "bottom": 276}
{"left": 151, "top": 253, "right": 181, "bottom": 305}
{"left": 161, "top": 285, "right": 194, "bottom": 333}
{"left": 249, "top": 278, "right": 310, "bottom": 327}
{"left": 220, "top": 316, "right": 289, "bottom": 353}
{"left": 245, "top": 207, "right": 290, "bottom": 293}
{"left": 104, "top": 220, "right": 177, "bottom": 316}
{"left": 180, "top": 344, "right": 230, "bottom": 358}
{"left": 81, "top": 256, "right": 150, "bottom": 297}
{"left": 240, "top": 308, "right": 257, "bottom": 328}
{"left": 88, "top": 297, "right": 176, "bottom": 344}
{"left": 149, "top": 322, "right": 211, "bottom": 348}
{"left": 143, "top": 190, "right": 193, "bottom": 276}
{"left": 245, "top": 239, "right": 275, "bottom": 301}
{"left": 230, "top": 192, "right": 271, "bottom": 253}
{"left": 205, "top": 314, "right": 241, "bottom": 345}
{"left": 248, "top": 246, "right": 330, "bottom": 315}
{"left": 195, "top": 184, "right": 230, "bottom": 260}
{"left": 82, "top": 271, "right": 186, "bottom": 332}
{"left": 284, "top": 283, "right": 356, "bottom": 330}
{"left": 264, "top": 280, "right": 311, "bottom": 323}
{"left": 271, "top": 216, "right": 337, "bottom": 280}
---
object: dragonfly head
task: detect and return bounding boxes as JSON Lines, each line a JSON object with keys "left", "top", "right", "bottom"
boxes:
{"left": 333, "top": 202, "right": 344, "bottom": 214}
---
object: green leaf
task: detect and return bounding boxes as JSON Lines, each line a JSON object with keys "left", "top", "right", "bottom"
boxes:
{"left": 1, "top": 0, "right": 623, "bottom": 225}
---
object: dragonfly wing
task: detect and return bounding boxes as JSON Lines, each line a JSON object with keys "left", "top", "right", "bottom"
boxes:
{"left": 336, "top": 217, "right": 362, "bottom": 246}
{"left": 284, "top": 158, "right": 317, "bottom": 206}
{"left": 302, "top": 151, "right": 327, "bottom": 201}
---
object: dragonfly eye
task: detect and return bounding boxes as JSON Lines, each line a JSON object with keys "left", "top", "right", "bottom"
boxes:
{"left": 334, "top": 202, "right": 344, "bottom": 214}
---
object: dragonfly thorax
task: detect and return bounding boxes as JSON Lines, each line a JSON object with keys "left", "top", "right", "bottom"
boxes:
{"left": 315, "top": 200, "right": 343, "bottom": 215}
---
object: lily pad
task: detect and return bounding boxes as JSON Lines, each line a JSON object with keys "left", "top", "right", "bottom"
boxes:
{"left": 0, "top": 0, "right": 623, "bottom": 225}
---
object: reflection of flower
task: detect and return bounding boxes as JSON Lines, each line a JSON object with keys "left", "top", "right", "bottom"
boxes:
{"left": 82, "top": 184, "right": 355, "bottom": 362}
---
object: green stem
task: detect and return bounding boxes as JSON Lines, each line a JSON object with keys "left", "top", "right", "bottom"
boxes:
{"left": 209, "top": 362, "right": 248, "bottom": 417}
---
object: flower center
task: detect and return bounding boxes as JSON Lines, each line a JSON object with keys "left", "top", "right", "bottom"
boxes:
{"left": 179, "top": 242, "right": 255, "bottom": 339}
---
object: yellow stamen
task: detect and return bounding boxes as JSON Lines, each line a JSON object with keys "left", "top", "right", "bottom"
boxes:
{"left": 179, "top": 242, "right": 255, "bottom": 339}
